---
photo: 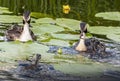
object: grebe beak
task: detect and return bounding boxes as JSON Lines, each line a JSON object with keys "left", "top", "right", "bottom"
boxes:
{"left": 80, "top": 33, "right": 83, "bottom": 38}
{"left": 80, "top": 32, "right": 85, "bottom": 39}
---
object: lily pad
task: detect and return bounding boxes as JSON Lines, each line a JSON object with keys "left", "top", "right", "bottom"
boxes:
{"left": 36, "top": 18, "right": 55, "bottom": 24}
{"left": 56, "top": 18, "right": 81, "bottom": 31}
{"left": 88, "top": 26, "right": 120, "bottom": 42}
{"left": 0, "top": 15, "right": 36, "bottom": 24}
{"left": 54, "top": 63, "right": 110, "bottom": 77}
{"left": 51, "top": 33, "right": 79, "bottom": 40}
{"left": 32, "top": 24, "right": 64, "bottom": 35}
{"left": 95, "top": 12, "right": 120, "bottom": 21}
{"left": 0, "top": 7, "right": 13, "bottom": 14}
{"left": 0, "top": 42, "right": 54, "bottom": 63}
{"left": 37, "top": 33, "right": 53, "bottom": 42}
{"left": 88, "top": 26, "right": 113, "bottom": 35}
{"left": 42, "top": 39, "right": 70, "bottom": 47}
{"left": 107, "top": 34, "right": 120, "bottom": 42}
{"left": 0, "top": 15, "right": 22, "bottom": 23}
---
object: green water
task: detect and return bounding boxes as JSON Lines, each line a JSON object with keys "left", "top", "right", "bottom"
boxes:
{"left": 0, "top": 0, "right": 120, "bottom": 26}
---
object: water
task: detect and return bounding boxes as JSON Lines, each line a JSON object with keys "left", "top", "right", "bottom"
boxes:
{"left": 0, "top": 0, "right": 120, "bottom": 81}
{"left": 0, "top": 0, "right": 120, "bottom": 26}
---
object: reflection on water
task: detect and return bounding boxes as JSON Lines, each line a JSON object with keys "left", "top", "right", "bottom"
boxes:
{"left": 0, "top": 0, "right": 120, "bottom": 26}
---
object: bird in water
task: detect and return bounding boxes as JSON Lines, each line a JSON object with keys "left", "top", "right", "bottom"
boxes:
{"left": 5, "top": 11, "right": 36, "bottom": 42}
{"left": 75, "top": 22, "right": 87, "bottom": 51}
{"left": 48, "top": 22, "right": 106, "bottom": 58}
{"left": 75, "top": 22, "right": 106, "bottom": 58}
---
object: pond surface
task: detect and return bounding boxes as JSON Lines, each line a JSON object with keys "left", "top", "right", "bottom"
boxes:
{"left": 0, "top": 0, "right": 120, "bottom": 81}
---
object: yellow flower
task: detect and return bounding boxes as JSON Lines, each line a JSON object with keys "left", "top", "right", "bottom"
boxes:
{"left": 57, "top": 48, "right": 62, "bottom": 54}
{"left": 63, "top": 5, "right": 70, "bottom": 14}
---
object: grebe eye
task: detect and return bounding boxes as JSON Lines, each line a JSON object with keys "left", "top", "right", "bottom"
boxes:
{"left": 23, "top": 20, "right": 25, "bottom": 24}
{"left": 27, "top": 20, "right": 30, "bottom": 24}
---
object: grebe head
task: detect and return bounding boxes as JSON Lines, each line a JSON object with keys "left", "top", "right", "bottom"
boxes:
{"left": 23, "top": 11, "right": 31, "bottom": 26}
{"left": 80, "top": 22, "right": 87, "bottom": 33}
{"left": 79, "top": 22, "right": 88, "bottom": 39}
{"left": 34, "top": 54, "right": 41, "bottom": 65}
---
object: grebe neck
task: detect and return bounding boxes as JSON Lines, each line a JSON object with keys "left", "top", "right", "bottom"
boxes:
{"left": 19, "top": 23, "right": 32, "bottom": 42}
{"left": 75, "top": 33, "right": 87, "bottom": 51}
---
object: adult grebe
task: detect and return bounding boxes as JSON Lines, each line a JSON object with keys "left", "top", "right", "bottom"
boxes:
{"left": 5, "top": 11, "right": 36, "bottom": 42}
{"left": 75, "top": 22, "right": 106, "bottom": 57}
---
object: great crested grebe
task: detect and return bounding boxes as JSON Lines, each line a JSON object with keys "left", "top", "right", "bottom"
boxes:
{"left": 75, "top": 22, "right": 88, "bottom": 51}
{"left": 75, "top": 22, "right": 106, "bottom": 55}
{"left": 5, "top": 11, "right": 36, "bottom": 42}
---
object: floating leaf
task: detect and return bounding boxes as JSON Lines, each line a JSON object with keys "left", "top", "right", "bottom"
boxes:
{"left": 0, "top": 15, "right": 36, "bottom": 24}
{"left": 54, "top": 63, "right": 110, "bottom": 76}
{"left": 88, "top": 26, "right": 111, "bottom": 35}
{"left": 0, "top": 42, "right": 53, "bottom": 63}
{"left": 95, "top": 12, "right": 120, "bottom": 21}
{"left": 51, "top": 33, "right": 79, "bottom": 40}
{"left": 0, "top": 7, "right": 13, "bottom": 14}
{"left": 56, "top": 18, "right": 81, "bottom": 31}
{"left": 36, "top": 17, "right": 55, "bottom": 24}
{"left": 88, "top": 26, "right": 120, "bottom": 35}
{"left": 0, "top": 15, "right": 22, "bottom": 23}
{"left": 32, "top": 23, "right": 64, "bottom": 35}
{"left": 88, "top": 26, "right": 120, "bottom": 42}
{"left": 37, "top": 33, "right": 52, "bottom": 42}
{"left": 107, "top": 34, "right": 120, "bottom": 42}
{"left": 42, "top": 39, "right": 70, "bottom": 47}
